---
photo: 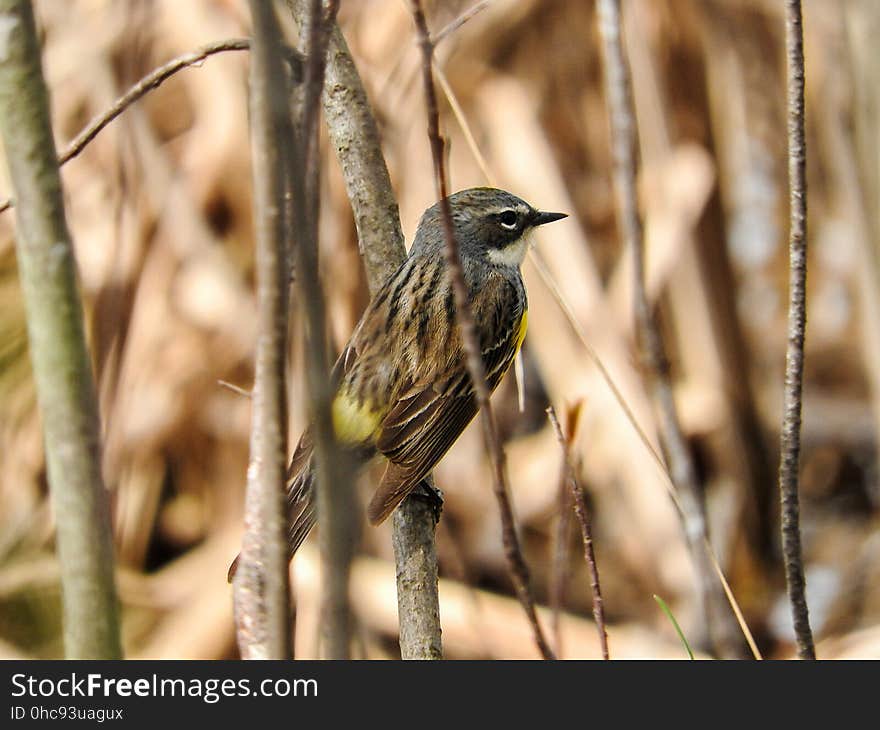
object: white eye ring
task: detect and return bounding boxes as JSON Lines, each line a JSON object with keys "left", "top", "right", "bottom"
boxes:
{"left": 499, "top": 210, "right": 518, "bottom": 229}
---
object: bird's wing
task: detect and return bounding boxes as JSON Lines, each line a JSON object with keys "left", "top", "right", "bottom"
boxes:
{"left": 367, "top": 372, "right": 479, "bottom": 524}
{"left": 367, "top": 283, "right": 526, "bottom": 524}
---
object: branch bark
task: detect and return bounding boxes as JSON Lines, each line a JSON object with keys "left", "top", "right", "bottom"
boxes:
{"left": 294, "top": 0, "right": 360, "bottom": 660}
{"left": 779, "top": 0, "right": 815, "bottom": 660}
{"left": 409, "top": 0, "right": 554, "bottom": 660}
{"left": 285, "top": 0, "right": 443, "bottom": 660}
{"left": 286, "top": 0, "right": 406, "bottom": 292}
{"left": 0, "top": 0, "right": 121, "bottom": 659}
{"left": 548, "top": 406, "right": 609, "bottom": 660}
{"left": 233, "top": 0, "right": 294, "bottom": 660}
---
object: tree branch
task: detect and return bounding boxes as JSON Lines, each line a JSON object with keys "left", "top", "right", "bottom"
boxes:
{"left": 549, "top": 451, "right": 573, "bottom": 657}
{"left": 285, "top": 0, "right": 443, "bottom": 660}
{"left": 0, "top": 0, "right": 121, "bottom": 659}
{"left": 233, "top": 0, "right": 294, "bottom": 660}
{"left": 430, "top": 0, "right": 492, "bottom": 46}
{"left": 409, "top": 0, "right": 554, "bottom": 660}
{"left": 0, "top": 38, "right": 273, "bottom": 215}
{"left": 548, "top": 406, "right": 609, "bottom": 659}
{"left": 295, "top": 0, "right": 359, "bottom": 660}
{"left": 779, "top": 0, "right": 815, "bottom": 660}
{"left": 286, "top": 0, "right": 405, "bottom": 292}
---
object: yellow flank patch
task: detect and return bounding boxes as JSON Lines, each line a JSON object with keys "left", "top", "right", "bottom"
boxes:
{"left": 515, "top": 309, "right": 529, "bottom": 352}
{"left": 332, "top": 390, "right": 382, "bottom": 445}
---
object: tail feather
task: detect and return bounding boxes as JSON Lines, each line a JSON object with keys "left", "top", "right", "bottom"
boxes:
{"left": 366, "top": 461, "right": 424, "bottom": 525}
{"left": 286, "top": 468, "right": 317, "bottom": 558}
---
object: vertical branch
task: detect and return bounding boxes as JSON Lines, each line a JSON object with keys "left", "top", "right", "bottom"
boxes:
{"left": 409, "top": 0, "right": 554, "bottom": 660}
{"left": 285, "top": 0, "right": 443, "bottom": 659}
{"left": 391, "top": 497, "right": 443, "bottom": 659}
{"left": 596, "top": 0, "right": 721, "bottom": 653}
{"left": 780, "top": 0, "right": 815, "bottom": 660}
{"left": 297, "top": 0, "right": 358, "bottom": 660}
{"left": 549, "top": 467, "right": 573, "bottom": 657}
{"left": 0, "top": 0, "right": 122, "bottom": 658}
{"left": 234, "top": 0, "right": 294, "bottom": 660}
{"left": 286, "top": 0, "right": 406, "bottom": 292}
{"left": 547, "top": 407, "right": 609, "bottom": 660}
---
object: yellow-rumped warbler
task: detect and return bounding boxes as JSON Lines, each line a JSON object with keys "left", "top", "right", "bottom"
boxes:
{"left": 230, "top": 187, "right": 565, "bottom": 579}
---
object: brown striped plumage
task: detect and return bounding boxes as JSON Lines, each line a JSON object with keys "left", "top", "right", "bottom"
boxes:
{"left": 228, "top": 188, "right": 565, "bottom": 581}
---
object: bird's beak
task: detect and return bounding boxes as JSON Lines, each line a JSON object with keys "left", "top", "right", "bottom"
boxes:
{"left": 532, "top": 210, "right": 568, "bottom": 227}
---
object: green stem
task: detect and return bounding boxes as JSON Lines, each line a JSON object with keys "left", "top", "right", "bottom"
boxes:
{"left": 0, "top": 0, "right": 121, "bottom": 659}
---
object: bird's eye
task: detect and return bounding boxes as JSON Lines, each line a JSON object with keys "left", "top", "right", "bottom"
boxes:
{"left": 499, "top": 210, "right": 518, "bottom": 229}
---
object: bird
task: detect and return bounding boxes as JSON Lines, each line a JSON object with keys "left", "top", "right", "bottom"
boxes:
{"left": 228, "top": 187, "right": 566, "bottom": 581}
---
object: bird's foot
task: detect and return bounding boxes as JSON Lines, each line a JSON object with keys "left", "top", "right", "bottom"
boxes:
{"left": 412, "top": 478, "right": 444, "bottom": 524}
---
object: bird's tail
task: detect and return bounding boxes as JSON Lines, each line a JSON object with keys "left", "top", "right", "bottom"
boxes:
{"left": 285, "top": 466, "right": 317, "bottom": 559}
{"left": 226, "top": 441, "right": 316, "bottom": 583}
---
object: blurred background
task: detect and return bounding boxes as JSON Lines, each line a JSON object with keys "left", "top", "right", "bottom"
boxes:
{"left": 1, "top": 0, "right": 879, "bottom": 659}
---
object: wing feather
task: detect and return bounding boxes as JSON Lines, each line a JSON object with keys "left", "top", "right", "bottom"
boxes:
{"left": 367, "top": 278, "right": 525, "bottom": 524}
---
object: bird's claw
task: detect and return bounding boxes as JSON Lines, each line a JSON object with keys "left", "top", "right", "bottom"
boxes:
{"left": 413, "top": 479, "right": 444, "bottom": 524}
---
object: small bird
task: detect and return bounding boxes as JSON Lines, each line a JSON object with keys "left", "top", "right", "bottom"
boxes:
{"left": 229, "top": 187, "right": 566, "bottom": 580}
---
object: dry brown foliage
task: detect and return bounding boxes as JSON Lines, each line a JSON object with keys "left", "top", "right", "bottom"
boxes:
{"left": 1, "top": 0, "right": 878, "bottom": 659}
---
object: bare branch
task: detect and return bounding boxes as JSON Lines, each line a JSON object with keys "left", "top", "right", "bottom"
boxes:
{"left": 431, "top": 0, "right": 492, "bottom": 46}
{"left": 60, "top": 39, "right": 258, "bottom": 167}
{"left": 549, "top": 457, "right": 573, "bottom": 657}
{"left": 548, "top": 406, "right": 609, "bottom": 660}
{"left": 0, "top": 38, "right": 263, "bottom": 215}
{"left": 233, "top": 1, "right": 294, "bottom": 660}
{"left": 287, "top": 0, "right": 406, "bottom": 292}
{"left": 0, "top": 0, "right": 121, "bottom": 659}
{"left": 779, "top": 0, "right": 815, "bottom": 660}
{"left": 285, "top": 0, "right": 443, "bottom": 659}
{"left": 217, "top": 380, "right": 252, "bottom": 399}
{"left": 409, "top": 0, "right": 554, "bottom": 660}
{"left": 295, "top": 0, "right": 359, "bottom": 660}
{"left": 391, "top": 497, "right": 443, "bottom": 659}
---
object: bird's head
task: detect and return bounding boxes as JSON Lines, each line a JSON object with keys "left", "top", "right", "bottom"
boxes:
{"left": 412, "top": 187, "right": 567, "bottom": 267}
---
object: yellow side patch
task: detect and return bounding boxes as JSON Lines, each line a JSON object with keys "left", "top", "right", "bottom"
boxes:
{"left": 332, "top": 390, "right": 382, "bottom": 445}
{"left": 515, "top": 308, "right": 529, "bottom": 352}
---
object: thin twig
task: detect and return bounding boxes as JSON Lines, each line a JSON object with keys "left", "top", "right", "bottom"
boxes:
{"left": 0, "top": 0, "right": 121, "bottom": 659}
{"left": 287, "top": 0, "right": 406, "bottom": 292}
{"left": 409, "top": 0, "right": 554, "bottom": 660}
{"left": 548, "top": 406, "right": 609, "bottom": 660}
{"left": 296, "top": 0, "right": 358, "bottom": 661}
{"left": 596, "top": 0, "right": 727, "bottom": 656}
{"left": 702, "top": 536, "right": 761, "bottom": 659}
{"left": 60, "top": 39, "right": 256, "bottom": 167}
{"left": 549, "top": 459, "right": 573, "bottom": 657}
{"left": 430, "top": 0, "right": 492, "bottom": 45}
{"left": 233, "top": 1, "right": 294, "bottom": 660}
{"left": 435, "top": 62, "right": 761, "bottom": 659}
{"left": 533, "top": 251, "right": 759, "bottom": 658}
{"left": 434, "top": 65, "right": 494, "bottom": 183}
{"left": 431, "top": 51, "right": 676, "bottom": 503}
{"left": 779, "top": 0, "right": 815, "bottom": 660}
{"left": 217, "top": 380, "right": 252, "bottom": 398}
{"left": 0, "top": 38, "right": 257, "bottom": 215}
